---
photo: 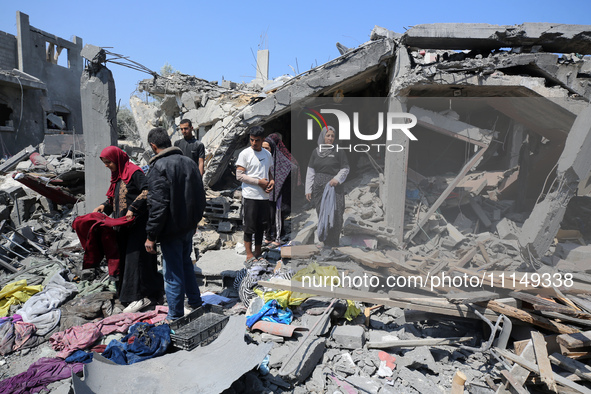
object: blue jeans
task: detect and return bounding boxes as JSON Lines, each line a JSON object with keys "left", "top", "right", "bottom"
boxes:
{"left": 160, "top": 230, "right": 202, "bottom": 320}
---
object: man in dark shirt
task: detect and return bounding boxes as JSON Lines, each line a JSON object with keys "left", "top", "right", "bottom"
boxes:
{"left": 174, "top": 119, "right": 205, "bottom": 176}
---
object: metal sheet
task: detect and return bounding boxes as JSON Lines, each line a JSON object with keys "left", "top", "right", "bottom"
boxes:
{"left": 73, "top": 316, "right": 272, "bottom": 394}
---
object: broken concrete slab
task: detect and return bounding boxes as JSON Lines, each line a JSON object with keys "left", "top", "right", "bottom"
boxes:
{"left": 403, "top": 23, "right": 591, "bottom": 54}
{"left": 0, "top": 145, "right": 36, "bottom": 174}
{"left": 194, "top": 249, "right": 245, "bottom": 278}
{"left": 73, "top": 316, "right": 272, "bottom": 393}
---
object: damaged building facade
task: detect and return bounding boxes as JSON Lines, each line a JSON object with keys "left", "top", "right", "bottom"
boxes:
{"left": 137, "top": 22, "right": 591, "bottom": 266}
{"left": 0, "top": 12, "right": 83, "bottom": 156}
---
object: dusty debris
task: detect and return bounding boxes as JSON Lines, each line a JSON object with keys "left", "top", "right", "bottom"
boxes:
{"left": 2, "top": 17, "right": 591, "bottom": 394}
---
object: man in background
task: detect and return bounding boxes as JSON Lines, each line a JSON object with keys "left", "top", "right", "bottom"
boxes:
{"left": 174, "top": 119, "right": 205, "bottom": 176}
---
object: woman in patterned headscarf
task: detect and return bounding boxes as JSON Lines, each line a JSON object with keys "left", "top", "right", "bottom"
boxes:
{"left": 93, "top": 146, "right": 163, "bottom": 313}
{"left": 262, "top": 133, "right": 300, "bottom": 246}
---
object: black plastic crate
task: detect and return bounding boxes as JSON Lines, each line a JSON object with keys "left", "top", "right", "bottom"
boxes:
{"left": 169, "top": 304, "right": 229, "bottom": 351}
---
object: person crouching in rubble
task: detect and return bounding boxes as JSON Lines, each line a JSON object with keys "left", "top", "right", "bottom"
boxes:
{"left": 144, "top": 127, "right": 206, "bottom": 322}
{"left": 236, "top": 126, "right": 274, "bottom": 264}
{"left": 93, "top": 146, "right": 164, "bottom": 313}
{"left": 305, "top": 126, "right": 349, "bottom": 247}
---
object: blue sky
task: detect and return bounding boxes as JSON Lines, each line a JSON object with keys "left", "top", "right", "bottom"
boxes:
{"left": 1, "top": 0, "right": 590, "bottom": 106}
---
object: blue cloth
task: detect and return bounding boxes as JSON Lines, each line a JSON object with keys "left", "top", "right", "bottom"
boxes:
{"left": 161, "top": 230, "right": 202, "bottom": 320}
{"left": 65, "top": 350, "right": 94, "bottom": 364}
{"left": 318, "top": 183, "right": 336, "bottom": 242}
{"left": 102, "top": 322, "right": 171, "bottom": 365}
{"left": 246, "top": 300, "right": 293, "bottom": 329}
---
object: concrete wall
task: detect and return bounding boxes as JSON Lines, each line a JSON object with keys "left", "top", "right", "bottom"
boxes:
{"left": 0, "top": 31, "right": 17, "bottom": 70}
{"left": 0, "top": 84, "right": 45, "bottom": 155}
{"left": 17, "top": 12, "right": 83, "bottom": 135}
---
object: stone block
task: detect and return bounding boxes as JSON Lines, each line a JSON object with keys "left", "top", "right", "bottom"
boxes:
{"left": 331, "top": 325, "right": 365, "bottom": 349}
{"left": 495, "top": 217, "right": 521, "bottom": 240}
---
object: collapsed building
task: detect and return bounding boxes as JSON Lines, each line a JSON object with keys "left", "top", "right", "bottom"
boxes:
{"left": 1, "top": 21, "right": 591, "bottom": 394}
{"left": 0, "top": 11, "right": 83, "bottom": 156}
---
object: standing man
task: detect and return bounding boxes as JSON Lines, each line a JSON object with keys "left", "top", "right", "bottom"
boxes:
{"left": 236, "top": 126, "right": 274, "bottom": 263}
{"left": 174, "top": 119, "right": 205, "bottom": 176}
{"left": 145, "top": 127, "right": 206, "bottom": 322}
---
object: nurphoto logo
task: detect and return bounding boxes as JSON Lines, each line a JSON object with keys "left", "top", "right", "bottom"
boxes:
{"left": 304, "top": 107, "right": 418, "bottom": 153}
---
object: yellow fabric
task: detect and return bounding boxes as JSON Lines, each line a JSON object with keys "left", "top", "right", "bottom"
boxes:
{"left": 344, "top": 299, "right": 361, "bottom": 321}
{"left": 0, "top": 279, "right": 43, "bottom": 317}
{"left": 255, "top": 263, "right": 361, "bottom": 320}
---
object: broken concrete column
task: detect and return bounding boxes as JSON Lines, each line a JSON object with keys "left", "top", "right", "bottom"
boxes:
{"left": 384, "top": 46, "right": 411, "bottom": 242}
{"left": 81, "top": 63, "right": 118, "bottom": 214}
{"left": 279, "top": 337, "right": 325, "bottom": 383}
{"left": 519, "top": 105, "right": 591, "bottom": 258}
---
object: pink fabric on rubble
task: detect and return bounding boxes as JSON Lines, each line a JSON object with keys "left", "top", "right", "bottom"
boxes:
{"left": 49, "top": 305, "right": 168, "bottom": 358}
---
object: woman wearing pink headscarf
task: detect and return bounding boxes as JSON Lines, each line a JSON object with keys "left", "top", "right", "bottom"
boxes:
{"left": 93, "top": 146, "right": 163, "bottom": 313}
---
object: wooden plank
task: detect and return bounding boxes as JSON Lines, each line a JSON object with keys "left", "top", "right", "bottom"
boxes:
{"left": 531, "top": 331, "right": 558, "bottom": 392}
{"left": 500, "top": 370, "right": 530, "bottom": 394}
{"left": 446, "top": 290, "right": 499, "bottom": 304}
{"left": 557, "top": 331, "right": 591, "bottom": 349}
{"left": 478, "top": 243, "right": 491, "bottom": 265}
{"left": 568, "top": 295, "right": 591, "bottom": 314}
{"left": 456, "top": 247, "right": 479, "bottom": 268}
{"left": 280, "top": 245, "right": 319, "bottom": 259}
{"left": 510, "top": 291, "right": 578, "bottom": 315}
{"left": 515, "top": 335, "right": 561, "bottom": 357}
{"left": 540, "top": 312, "right": 591, "bottom": 328}
{"left": 259, "top": 278, "right": 499, "bottom": 320}
{"left": 480, "top": 300, "right": 579, "bottom": 334}
{"left": 337, "top": 247, "right": 396, "bottom": 269}
{"left": 367, "top": 336, "right": 474, "bottom": 349}
{"left": 496, "top": 348, "right": 591, "bottom": 394}
{"left": 550, "top": 352, "right": 591, "bottom": 383}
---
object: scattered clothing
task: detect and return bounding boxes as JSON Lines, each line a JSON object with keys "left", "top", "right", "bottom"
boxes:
{"left": 72, "top": 212, "right": 134, "bottom": 276}
{"left": 318, "top": 182, "right": 336, "bottom": 242}
{"left": 65, "top": 349, "right": 94, "bottom": 364}
{"left": 0, "top": 279, "right": 42, "bottom": 317}
{"left": 0, "top": 357, "right": 83, "bottom": 394}
{"left": 15, "top": 271, "right": 78, "bottom": 336}
{"left": 102, "top": 322, "right": 170, "bottom": 365}
{"left": 246, "top": 299, "right": 293, "bottom": 329}
{"left": 49, "top": 305, "right": 168, "bottom": 358}
{"left": 60, "top": 291, "right": 114, "bottom": 331}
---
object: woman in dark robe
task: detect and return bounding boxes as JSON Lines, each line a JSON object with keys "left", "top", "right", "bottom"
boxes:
{"left": 93, "top": 146, "right": 163, "bottom": 313}
{"left": 305, "top": 126, "right": 349, "bottom": 247}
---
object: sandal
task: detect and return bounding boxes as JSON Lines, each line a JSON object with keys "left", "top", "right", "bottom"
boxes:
{"left": 245, "top": 256, "right": 258, "bottom": 267}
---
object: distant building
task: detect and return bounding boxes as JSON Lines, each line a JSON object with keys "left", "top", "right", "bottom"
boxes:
{"left": 0, "top": 11, "right": 83, "bottom": 157}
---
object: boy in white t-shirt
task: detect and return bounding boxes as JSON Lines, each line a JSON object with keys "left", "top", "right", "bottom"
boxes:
{"left": 236, "top": 126, "right": 274, "bottom": 262}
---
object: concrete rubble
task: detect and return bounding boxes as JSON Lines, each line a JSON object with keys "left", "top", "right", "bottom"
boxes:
{"left": 1, "top": 19, "right": 591, "bottom": 394}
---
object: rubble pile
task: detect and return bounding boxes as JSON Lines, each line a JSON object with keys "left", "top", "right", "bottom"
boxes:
{"left": 1, "top": 21, "right": 591, "bottom": 393}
